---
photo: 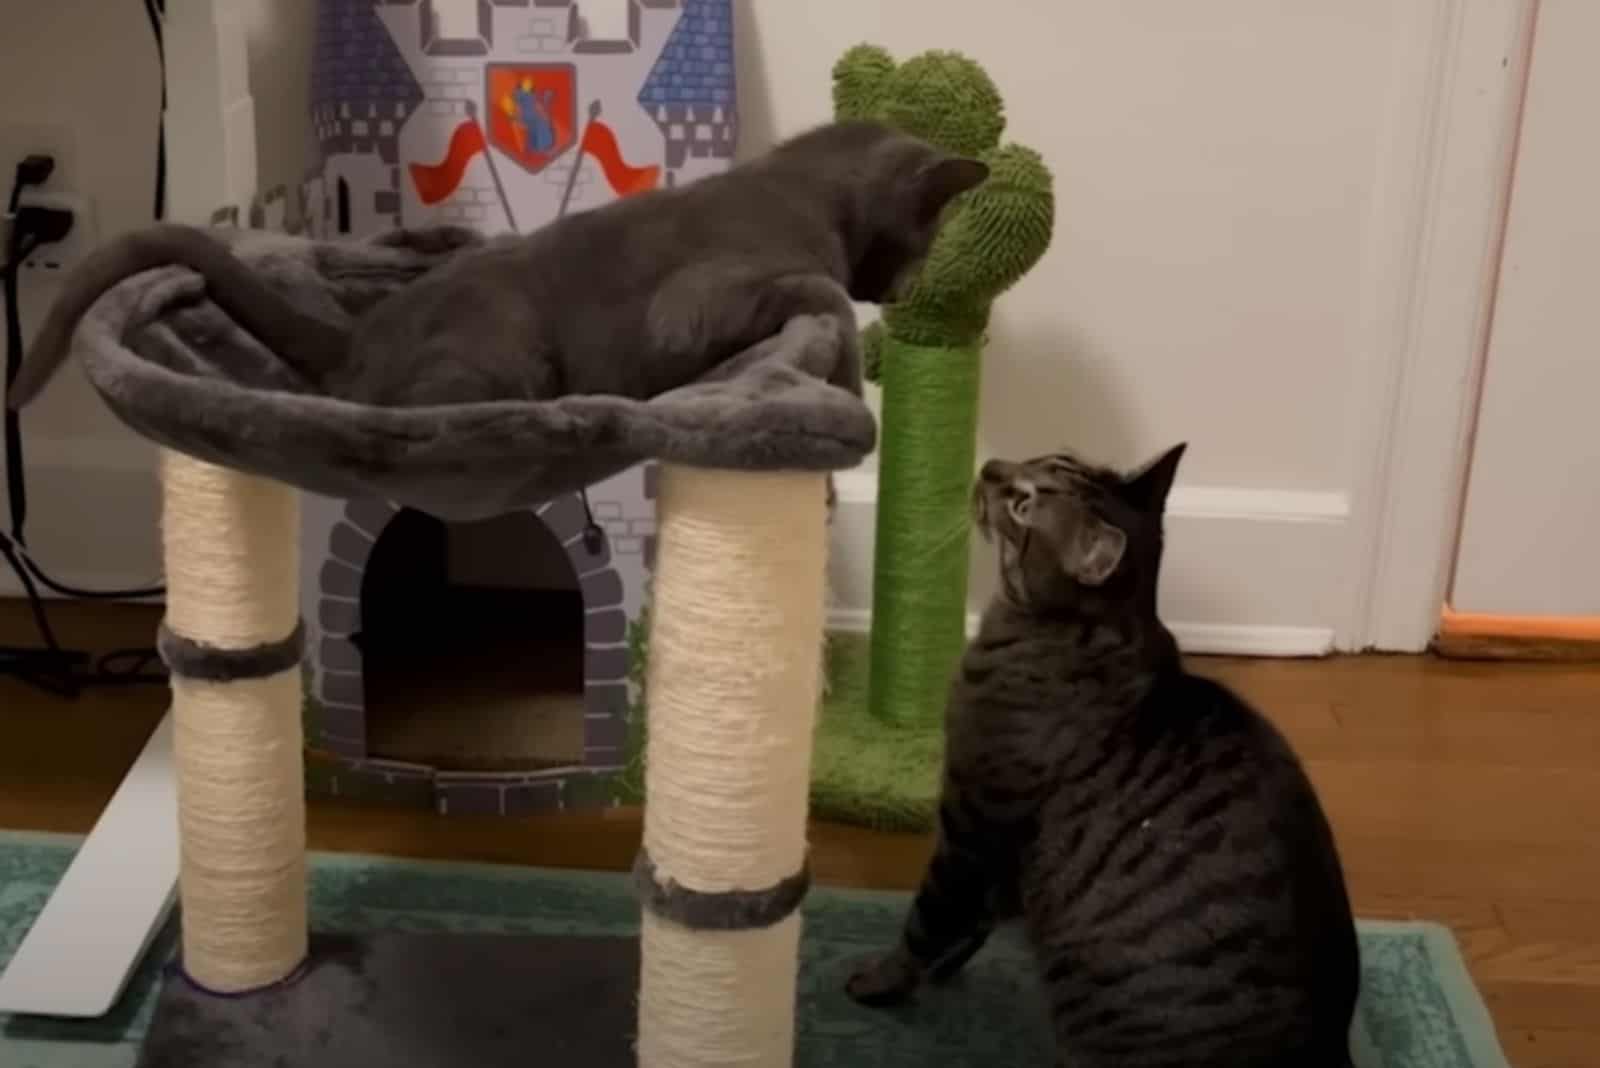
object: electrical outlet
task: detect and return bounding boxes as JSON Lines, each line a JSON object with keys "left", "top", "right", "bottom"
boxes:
{"left": 14, "top": 190, "right": 96, "bottom": 274}
{"left": 0, "top": 122, "right": 79, "bottom": 195}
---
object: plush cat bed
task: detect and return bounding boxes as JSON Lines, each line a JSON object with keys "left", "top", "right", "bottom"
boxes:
{"left": 68, "top": 228, "right": 876, "bottom": 520}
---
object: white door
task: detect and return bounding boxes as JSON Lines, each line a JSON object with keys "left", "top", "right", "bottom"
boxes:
{"left": 1449, "top": 0, "right": 1600, "bottom": 625}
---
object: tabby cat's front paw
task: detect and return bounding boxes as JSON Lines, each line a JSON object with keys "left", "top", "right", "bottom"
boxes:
{"left": 845, "top": 950, "right": 922, "bottom": 1008}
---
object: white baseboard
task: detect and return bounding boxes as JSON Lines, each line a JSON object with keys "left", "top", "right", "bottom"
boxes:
{"left": 826, "top": 608, "right": 1333, "bottom": 658}
{"left": 4, "top": 457, "right": 1344, "bottom": 660}
{"left": 829, "top": 470, "right": 1347, "bottom": 658}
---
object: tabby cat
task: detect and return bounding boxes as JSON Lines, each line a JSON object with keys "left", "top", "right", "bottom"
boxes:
{"left": 846, "top": 443, "right": 1360, "bottom": 1068}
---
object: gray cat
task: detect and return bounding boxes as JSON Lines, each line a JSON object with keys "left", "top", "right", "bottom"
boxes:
{"left": 8, "top": 119, "right": 988, "bottom": 410}
{"left": 846, "top": 444, "right": 1360, "bottom": 1068}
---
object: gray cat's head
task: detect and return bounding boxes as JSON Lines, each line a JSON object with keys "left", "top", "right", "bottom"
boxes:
{"left": 973, "top": 443, "right": 1187, "bottom": 615}
{"left": 768, "top": 120, "right": 990, "bottom": 303}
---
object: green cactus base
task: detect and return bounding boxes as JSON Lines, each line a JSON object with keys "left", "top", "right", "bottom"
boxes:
{"left": 812, "top": 630, "right": 941, "bottom": 832}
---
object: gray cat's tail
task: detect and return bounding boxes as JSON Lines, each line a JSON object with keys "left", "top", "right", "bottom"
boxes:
{"left": 7, "top": 222, "right": 345, "bottom": 410}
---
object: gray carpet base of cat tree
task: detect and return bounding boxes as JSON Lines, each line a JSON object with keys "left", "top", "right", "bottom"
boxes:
{"left": 136, "top": 931, "right": 639, "bottom": 1068}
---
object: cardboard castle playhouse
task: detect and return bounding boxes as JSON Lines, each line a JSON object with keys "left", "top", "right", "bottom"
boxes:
{"left": 222, "top": 0, "right": 740, "bottom": 815}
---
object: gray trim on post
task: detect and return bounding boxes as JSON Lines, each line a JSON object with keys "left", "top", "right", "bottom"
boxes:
{"left": 159, "top": 621, "right": 306, "bottom": 682}
{"left": 633, "top": 849, "right": 811, "bottom": 932}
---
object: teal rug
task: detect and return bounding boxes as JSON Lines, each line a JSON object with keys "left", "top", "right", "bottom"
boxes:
{"left": 1, "top": 830, "right": 1508, "bottom": 1067}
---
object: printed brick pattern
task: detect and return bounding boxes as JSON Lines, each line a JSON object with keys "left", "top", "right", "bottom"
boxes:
{"left": 322, "top": 671, "right": 365, "bottom": 707}
{"left": 434, "top": 767, "right": 621, "bottom": 814}
{"left": 539, "top": 493, "right": 588, "bottom": 541}
{"left": 311, "top": 747, "right": 628, "bottom": 812}
{"left": 438, "top": 782, "right": 503, "bottom": 815}
{"left": 319, "top": 735, "right": 367, "bottom": 760}
{"left": 311, "top": 0, "right": 424, "bottom": 165}
{"left": 636, "top": 0, "right": 736, "bottom": 165}
{"left": 518, "top": 13, "right": 567, "bottom": 53}
{"left": 319, "top": 637, "right": 362, "bottom": 673}
{"left": 345, "top": 498, "right": 399, "bottom": 538}
{"left": 502, "top": 781, "right": 564, "bottom": 814}
{"left": 586, "top": 608, "right": 628, "bottom": 644}
{"left": 320, "top": 559, "right": 363, "bottom": 599}
{"left": 319, "top": 597, "right": 360, "bottom": 635}
{"left": 419, "top": 0, "right": 493, "bottom": 55}
{"left": 585, "top": 709, "right": 629, "bottom": 752}
{"left": 328, "top": 521, "right": 375, "bottom": 569}
{"left": 585, "top": 646, "right": 629, "bottom": 682}
{"left": 310, "top": 496, "right": 633, "bottom": 789}
{"left": 317, "top": 701, "right": 365, "bottom": 743}
{"left": 637, "top": 0, "right": 734, "bottom": 107}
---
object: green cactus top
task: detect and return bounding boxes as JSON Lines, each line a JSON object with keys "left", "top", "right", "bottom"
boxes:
{"left": 833, "top": 44, "right": 1055, "bottom": 373}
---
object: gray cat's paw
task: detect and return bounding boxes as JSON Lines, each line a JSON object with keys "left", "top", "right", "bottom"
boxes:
{"left": 846, "top": 950, "right": 922, "bottom": 1008}
{"left": 367, "top": 224, "right": 485, "bottom": 254}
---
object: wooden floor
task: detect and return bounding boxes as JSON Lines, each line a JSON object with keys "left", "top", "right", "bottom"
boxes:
{"left": 2, "top": 601, "right": 1597, "bottom": 1065}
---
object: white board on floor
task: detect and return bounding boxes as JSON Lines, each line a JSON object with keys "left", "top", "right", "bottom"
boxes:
{"left": 0, "top": 710, "right": 179, "bottom": 1018}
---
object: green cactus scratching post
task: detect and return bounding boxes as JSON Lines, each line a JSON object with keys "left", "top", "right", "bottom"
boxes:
{"left": 842, "top": 46, "right": 1054, "bottom": 729}
{"left": 810, "top": 44, "right": 1054, "bottom": 829}
{"left": 869, "top": 339, "right": 982, "bottom": 728}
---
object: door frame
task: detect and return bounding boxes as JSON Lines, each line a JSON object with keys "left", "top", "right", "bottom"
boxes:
{"left": 1338, "top": 0, "right": 1540, "bottom": 652}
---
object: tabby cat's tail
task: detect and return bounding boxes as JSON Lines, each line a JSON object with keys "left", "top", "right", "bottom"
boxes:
{"left": 7, "top": 222, "right": 345, "bottom": 410}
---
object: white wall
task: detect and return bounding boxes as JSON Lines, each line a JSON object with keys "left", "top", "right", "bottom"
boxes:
{"left": 748, "top": 0, "right": 1497, "bottom": 652}
{"left": 747, "top": 2, "right": 1390, "bottom": 490}
{"left": 0, "top": 0, "right": 314, "bottom": 597}
{"left": 1, "top": 1, "right": 1527, "bottom": 653}
{"left": 0, "top": 0, "right": 167, "bottom": 591}
{"left": 1450, "top": 0, "right": 1600, "bottom": 619}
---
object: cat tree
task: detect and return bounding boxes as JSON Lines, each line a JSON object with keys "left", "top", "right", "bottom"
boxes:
{"left": 158, "top": 455, "right": 827, "bottom": 1065}
{"left": 10, "top": 225, "right": 874, "bottom": 1067}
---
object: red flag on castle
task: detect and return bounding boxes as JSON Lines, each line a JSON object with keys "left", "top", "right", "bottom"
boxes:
{"left": 409, "top": 99, "right": 660, "bottom": 208}
{"left": 408, "top": 120, "right": 488, "bottom": 205}
{"left": 575, "top": 118, "right": 660, "bottom": 198}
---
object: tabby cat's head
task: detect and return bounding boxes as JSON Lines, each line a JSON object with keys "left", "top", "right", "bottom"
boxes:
{"left": 769, "top": 119, "right": 990, "bottom": 303}
{"left": 973, "top": 443, "right": 1187, "bottom": 615}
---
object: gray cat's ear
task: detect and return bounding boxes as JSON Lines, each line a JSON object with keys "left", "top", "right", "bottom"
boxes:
{"left": 1063, "top": 516, "right": 1127, "bottom": 587}
{"left": 916, "top": 157, "right": 990, "bottom": 223}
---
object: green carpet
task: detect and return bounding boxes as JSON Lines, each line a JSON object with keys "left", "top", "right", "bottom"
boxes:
{"left": 1, "top": 830, "right": 1509, "bottom": 1067}
{"left": 813, "top": 631, "right": 943, "bottom": 831}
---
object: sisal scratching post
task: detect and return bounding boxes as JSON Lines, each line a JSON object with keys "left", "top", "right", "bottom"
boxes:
{"left": 634, "top": 466, "right": 829, "bottom": 1068}
{"left": 867, "top": 339, "right": 981, "bottom": 728}
{"left": 159, "top": 449, "right": 308, "bottom": 994}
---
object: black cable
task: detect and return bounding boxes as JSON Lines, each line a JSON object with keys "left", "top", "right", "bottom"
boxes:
{"left": 1, "top": 537, "right": 67, "bottom": 655}
{"left": 144, "top": 0, "right": 167, "bottom": 220}
{"left": 4, "top": 217, "right": 163, "bottom": 600}
{"left": 3, "top": 229, "right": 34, "bottom": 545}
{"left": 2, "top": 164, "right": 166, "bottom": 692}
{"left": 0, "top": 489, "right": 88, "bottom": 697}
{"left": 0, "top": 11, "right": 174, "bottom": 689}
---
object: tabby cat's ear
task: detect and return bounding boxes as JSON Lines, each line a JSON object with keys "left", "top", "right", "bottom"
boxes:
{"left": 1063, "top": 516, "right": 1127, "bottom": 587}
{"left": 1124, "top": 442, "right": 1187, "bottom": 512}
{"left": 915, "top": 157, "right": 990, "bottom": 223}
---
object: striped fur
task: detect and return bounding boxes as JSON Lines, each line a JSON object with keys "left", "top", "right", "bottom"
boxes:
{"left": 847, "top": 445, "right": 1359, "bottom": 1067}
